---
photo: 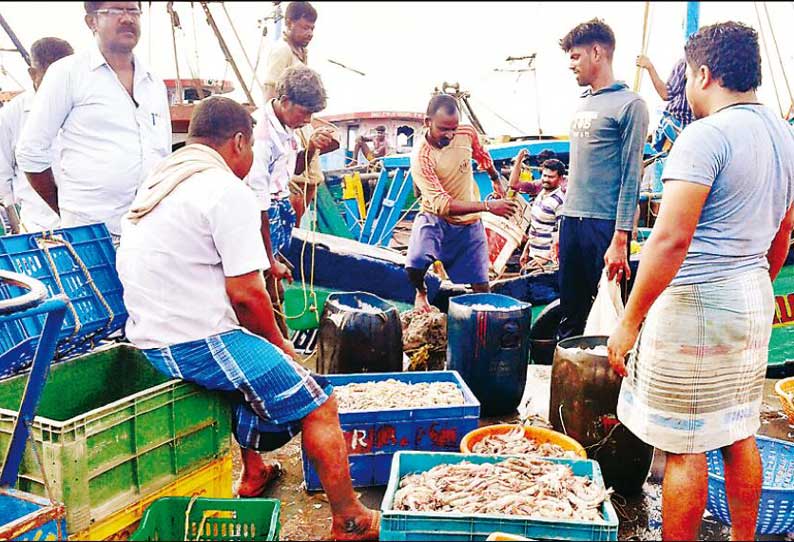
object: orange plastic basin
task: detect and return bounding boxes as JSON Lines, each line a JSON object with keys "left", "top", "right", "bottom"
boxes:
{"left": 460, "top": 424, "right": 587, "bottom": 458}
{"left": 485, "top": 532, "right": 532, "bottom": 541}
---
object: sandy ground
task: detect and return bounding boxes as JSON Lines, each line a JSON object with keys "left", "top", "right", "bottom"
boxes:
{"left": 229, "top": 365, "right": 793, "bottom": 541}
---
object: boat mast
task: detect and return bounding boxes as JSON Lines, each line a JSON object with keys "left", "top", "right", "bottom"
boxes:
{"left": 0, "top": 12, "right": 30, "bottom": 67}
{"left": 199, "top": 1, "right": 256, "bottom": 105}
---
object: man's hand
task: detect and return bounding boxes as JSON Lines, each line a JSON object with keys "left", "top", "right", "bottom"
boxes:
{"left": 604, "top": 231, "right": 631, "bottom": 282}
{"left": 308, "top": 127, "right": 337, "bottom": 155}
{"left": 514, "top": 148, "right": 528, "bottom": 166}
{"left": 519, "top": 250, "right": 530, "bottom": 269}
{"left": 607, "top": 319, "right": 639, "bottom": 378}
{"left": 635, "top": 54, "right": 652, "bottom": 71}
{"left": 491, "top": 177, "right": 506, "bottom": 198}
{"left": 487, "top": 199, "right": 519, "bottom": 219}
{"left": 269, "top": 260, "right": 293, "bottom": 284}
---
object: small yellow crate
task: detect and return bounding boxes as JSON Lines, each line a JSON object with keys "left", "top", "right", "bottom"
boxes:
{"left": 69, "top": 453, "right": 233, "bottom": 541}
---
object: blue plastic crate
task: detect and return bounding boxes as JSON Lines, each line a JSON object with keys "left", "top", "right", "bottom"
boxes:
{"left": 380, "top": 451, "right": 619, "bottom": 542}
{"left": 301, "top": 371, "right": 480, "bottom": 491}
{"left": 0, "top": 225, "right": 126, "bottom": 377}
{"left": 707, "top": 434, "right": 794, "bottom": 534}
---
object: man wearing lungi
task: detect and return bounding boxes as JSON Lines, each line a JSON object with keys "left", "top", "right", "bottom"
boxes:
{"left": 405, "top": 94, "right": 518, "bottom": 311}
{"left": 608, "top": 22, "right": 794, "bottom": 541}
{"left": 557, "top": 18, "right": 649, "bottom": 341}
{"left": 117, "top": 97, "right": 379, "bottom": 541}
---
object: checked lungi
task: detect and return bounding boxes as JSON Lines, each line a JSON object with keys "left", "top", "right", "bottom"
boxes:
{"left": 617, "top": 268, "right": 774, "bottom": 454}
{"left": 142, "top": 329, "right": 333, "bottom": 451}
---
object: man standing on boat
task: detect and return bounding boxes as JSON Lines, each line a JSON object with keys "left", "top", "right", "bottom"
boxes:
{"left": 0, "top": 37, "right": 73, "bottom": 232}
{"left": 636, "top": 55, "right": 694, "bottom": 153}
{"left": 406, "top": 94, "right": 518, "bottom": 311}
{"left": 247, "top": 65, "right": 331, "bottom": 336}
{"left": 262, "top": 0, "right": 338, "bottom": 230}
{"left": 557, "top": 19, "right": 649, "bottom": 341}
{"left": 16, "top": 1, "right": 171, "bottom": 243}
{"left": 608, "top": 22, "right": 794, "bottom": 540}
{"left": 118, "top": 96, "right": 380, "bottom": 541}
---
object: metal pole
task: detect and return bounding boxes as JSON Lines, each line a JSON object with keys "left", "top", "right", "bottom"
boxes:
{"left": 685, "top": 1, "right": 700, "bottom": 39}
{"left": 0, "top": 12, "right": 30, "bottom": 67}
{"left": 199, "top": 1, "right": 256, "bottom": 105}
{"left": 167, "top": 2, "right": 184, "bottom": 104}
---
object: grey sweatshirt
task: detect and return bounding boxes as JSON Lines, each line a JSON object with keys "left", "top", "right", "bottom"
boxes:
{"left": 562, "top": 81, "right": 649, "bottom": 231}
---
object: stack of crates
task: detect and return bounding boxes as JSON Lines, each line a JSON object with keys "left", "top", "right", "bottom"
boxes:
{"left": 0, "top": 226, "right": 233, "bottom": 539}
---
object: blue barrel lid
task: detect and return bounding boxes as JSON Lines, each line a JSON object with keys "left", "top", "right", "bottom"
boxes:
{"left": 449, "top": 293, "right": 531, "bottom": 312}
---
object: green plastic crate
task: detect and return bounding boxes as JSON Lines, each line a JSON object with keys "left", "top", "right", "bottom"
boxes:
{"left": 130, "top": 497, "right": 280, "bottom": 541}
{"left": 0, "top": 343, "right": 232, "bottom": 534}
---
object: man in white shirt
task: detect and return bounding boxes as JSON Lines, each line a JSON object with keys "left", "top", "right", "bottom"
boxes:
{"left": 0, "top": 37, "right": 73, "bottom": 232}
{"left": 246, "top": 64, "right": 334, "bottom": 335}
{"left": 16, "top": 1, "right": 171, "bottom": 241}
{"left": 118, "top": 96, "right": 379, "bottom": 541}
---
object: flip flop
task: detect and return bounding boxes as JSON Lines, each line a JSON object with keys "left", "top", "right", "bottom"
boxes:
{"left": 331, "top": 510, "right": 381, "bottom": 541}
{"left": 235, "top": 461, "right": 283, "bottom": 498}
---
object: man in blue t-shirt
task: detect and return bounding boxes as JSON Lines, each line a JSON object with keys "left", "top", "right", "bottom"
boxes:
{"left": 608, "top": 22, "right": 794, "bottom": 541}
{"left": 557, "top": 18, "right": 649, "bottom": 341}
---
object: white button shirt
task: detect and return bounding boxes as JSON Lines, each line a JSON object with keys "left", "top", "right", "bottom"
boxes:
{"left": 15, "top": 44, "right": 172, "bottom": 235}
{"left": 0, "top": 91, "right": 61, "bottom": 231}
{"left": 245, "top": 99, "right": 298, "bottom": 210}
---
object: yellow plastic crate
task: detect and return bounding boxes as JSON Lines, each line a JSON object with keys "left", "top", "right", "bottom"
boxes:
{"left": 69, "top": 453, "right": 233, "bottom": 541}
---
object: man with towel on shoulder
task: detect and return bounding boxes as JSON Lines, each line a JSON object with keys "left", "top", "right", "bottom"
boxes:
{"left": 117, "top": 96, "right": 379, "bottom": 542}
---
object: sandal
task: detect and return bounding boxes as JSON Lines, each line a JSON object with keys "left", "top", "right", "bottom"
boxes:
{"left": 235, "top": 461, "right": 283, "bottom": 498}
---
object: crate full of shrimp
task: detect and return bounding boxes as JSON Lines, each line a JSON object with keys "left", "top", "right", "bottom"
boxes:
{"left": 301, "top": 371, "right": 480, "bottom": 491}
{"left": 380, "top": 451, "right": 619, "bottom": 541}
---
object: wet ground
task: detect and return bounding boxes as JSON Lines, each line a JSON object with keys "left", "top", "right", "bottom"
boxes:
{"left": 231, "top": 364, "right": 794, "bottom": 541}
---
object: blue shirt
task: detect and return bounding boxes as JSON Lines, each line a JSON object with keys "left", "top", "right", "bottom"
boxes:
{"left": 563, "top": 82, "right": 649, "bottom": 231}
{"left": 662, "top": 104, "right": 794, "bottom": 286}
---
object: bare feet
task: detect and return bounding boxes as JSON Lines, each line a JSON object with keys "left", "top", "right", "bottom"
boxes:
{"left": 331, "top": 509, "right": 380, "bottom": 541}
{"left": 236, "top": 451, "right": 283, "bottom": 498}
{"left": 414, "top": 291, "right": 432, "bottom": 313}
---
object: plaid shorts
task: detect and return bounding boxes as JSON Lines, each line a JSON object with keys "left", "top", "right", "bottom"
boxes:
{"left": 269, "top": 198, "right": 297, "bottom": 257}
{"left": 142, "top": 329, "right": 332, "bottom": 451}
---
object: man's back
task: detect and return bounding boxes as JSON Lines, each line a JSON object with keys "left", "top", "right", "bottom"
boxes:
{"left": 663, "top": 104, "right": 794, "bottom": 286}
{"left": 15, "top": 46, "right": 171, "bottom": 235}
{"left": 564, "top": 82, "right": 649, "bottom": 231}
{"left": 118, "top": 167, "right": 265, "bottom": 349}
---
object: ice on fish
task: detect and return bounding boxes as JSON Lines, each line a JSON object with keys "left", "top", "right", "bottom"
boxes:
{"left": 392, "top": 457, "right": 612, "bottom": 523}
{"left": 558, "top": 345, "right": 609, "bottom": 357}
{"left": 354, "top": 301, "right": 385, "bottom": 314}
{"left": 471, "top": 426, "right": 580, "bottom": 458}
{"left": 335, "top": 379, "right": 465, "bottom": 411}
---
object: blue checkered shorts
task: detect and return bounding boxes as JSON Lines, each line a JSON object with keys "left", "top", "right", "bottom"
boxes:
{"left": 269, "top": 198, "right": 297, "bottom": 257}
{"left": 142, "top": 329, "right": 332, "bottom": 450}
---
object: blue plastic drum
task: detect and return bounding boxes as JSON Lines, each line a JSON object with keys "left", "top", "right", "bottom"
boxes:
{"left": 447, "top": 293, "right": 532, "bottom": 416}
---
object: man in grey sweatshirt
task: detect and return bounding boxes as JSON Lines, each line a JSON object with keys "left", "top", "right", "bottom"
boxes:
{"left": 557, "top": 18, "right": 649, "bottom": 341}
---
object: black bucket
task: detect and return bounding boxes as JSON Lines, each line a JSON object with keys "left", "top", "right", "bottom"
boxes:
{"left": 317, "top": 291, "right": 403, "bottom": 374}
{"left": 549, "top": 335, "right": 653, "bottom": 496}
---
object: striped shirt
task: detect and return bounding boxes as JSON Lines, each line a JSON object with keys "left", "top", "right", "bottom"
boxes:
{"left": 410, "top": 125, "right": 494, "bottom": 225}
{"left": 527, "top": 187, "right": 565, "bottom": 258}
{"left": 665, "top": 59, "right": 693, "bottom": 127}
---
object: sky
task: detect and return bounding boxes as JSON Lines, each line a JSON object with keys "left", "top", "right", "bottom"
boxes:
{"left": 1, "top": 1, "right": 793, "bottom": 136}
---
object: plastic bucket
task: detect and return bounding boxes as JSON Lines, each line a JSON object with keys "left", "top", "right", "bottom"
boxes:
{"left": 460, "top": 424, "right": 586, "bottom": 458}
{"left": 447, "top": 293, "right": 532, "bottom": 416}
{"left": 283, "top": 287, "right": 330, "bottom": 331}
{"left": 482, "top": 213, "right": 524, "bottom": 277}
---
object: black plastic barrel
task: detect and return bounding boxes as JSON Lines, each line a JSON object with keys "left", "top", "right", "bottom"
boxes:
{"left": 316, "top": 291, "right": 403, "bottom": 374}
{"left": 549, "top": 335, "right": 653, "bottom": 496}
{"left": 447, "top": 293, "right": 532, "bottom": 416}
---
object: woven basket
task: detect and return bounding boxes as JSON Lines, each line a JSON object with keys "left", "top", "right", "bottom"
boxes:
{"left": 774, "top": 377, "right": 794, "bottom": 424}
